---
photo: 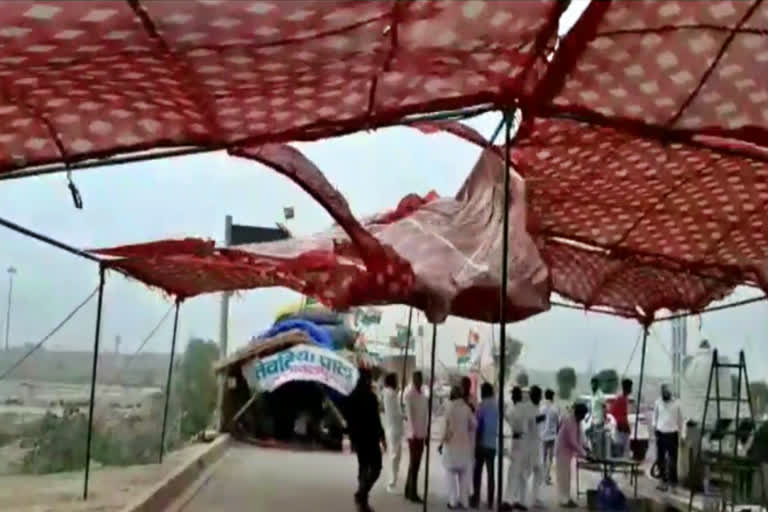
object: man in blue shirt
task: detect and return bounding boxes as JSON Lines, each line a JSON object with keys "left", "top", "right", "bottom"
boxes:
{"left": 470, "top": 382, "right": 499, "bottom": 509}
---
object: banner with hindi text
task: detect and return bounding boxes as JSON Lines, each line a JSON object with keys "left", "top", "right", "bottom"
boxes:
{"left": 242, "top": 344, "right": 359, "bottom": 396}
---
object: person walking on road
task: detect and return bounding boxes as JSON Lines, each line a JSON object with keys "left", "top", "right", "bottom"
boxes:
{"left": 381, "top": 372, "right": 403, "bottom": 493}
{"left": 555, "top": 402, "right": 588, "bottom": 508}
{"left": 653, "top": 383, "right": 683, "bottom": 492}
{"left": 470, "top": 382, "right": 499, "bottom": 509}
{"left": 502, "top": 386, "right": 532, "bottom": 511}
{"left": 404, "top": 370, "right": 429, "bottom": 503}
{"left": 540, "top": 389, "right": 560, "bottom": 485}
{"left": 345, "top": 367, "right": 387, "bottom": 512}
{"left": 440, "top": 385, "right": 477, "bottom": 510}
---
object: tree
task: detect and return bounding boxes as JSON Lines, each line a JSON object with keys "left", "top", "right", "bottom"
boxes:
{"left": 596, "top": 369, "right": 619, "bottom": 394}
{"left": 556, "top": 367, "right": 577, "bottom": 400}
{"left": 175, "top": 338, "right": 220, "bottom": 439}
{"left": 516, "top": 372, "right": 529, "bottom": 387}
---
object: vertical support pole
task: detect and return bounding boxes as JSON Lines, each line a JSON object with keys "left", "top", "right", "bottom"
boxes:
{"left": 633, "top": 324, "right": 650, "bottom": 499}
{"left": 496, "top": 111, "right": 513, "bottom": 512}
{"left": 159, "top": 301, "right": 181, "bottom": 464}
{"left": 689, "top": 351, "right": 716, "bottom": 512}
{"left": 400, "top": 306, "right": 414, "bottom": 406}
{"left": 741, "top": 351, "right": 767, "bottom": 507}
{"left": 731, "top": 350, "right": 743, "bottom": 507}
{"left": 4, "top": 269, "right": 14, "bottom": 352}
{"left": 422, "top": 323, "right": 438, "bottom": 512}
{"left": 714, "top": 350, "right": 723, "bottom": 459}
{"left": 83, "top": 266, "right": 106, "bottom": 501}
{"left": 216, "top": 214, "right": 232, "bottom": 430}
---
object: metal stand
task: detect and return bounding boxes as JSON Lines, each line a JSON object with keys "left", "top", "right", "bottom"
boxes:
{"left": 496, "top": 111, "right": 514, "bottom": 511}
{"left": 83, "top": 266, "right": 106, "bottom": 500}
{"left": 688, "top": 350, "right": 767, "bottom": 511}
{"left": 159, "top": 301, "right": 181, "bottom": 463}
{"left": 422, "top": 323, "right": 438, "bottom": 512}
{"left": 400, "top": 306, "right": 414, "bottom": 406}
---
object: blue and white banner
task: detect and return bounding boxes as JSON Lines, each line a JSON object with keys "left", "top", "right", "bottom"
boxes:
{"left": 243, "top": 344, "right": 359, "bottom": 396}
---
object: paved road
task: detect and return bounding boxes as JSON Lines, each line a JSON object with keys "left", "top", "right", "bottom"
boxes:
{"left": 178, "top": 442, "right": 577, "bottom": 512}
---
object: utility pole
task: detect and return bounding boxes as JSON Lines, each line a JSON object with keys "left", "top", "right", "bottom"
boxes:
{"left": 5, "top": 266, "right": 16, "bottom": 352}
{"left": 215, "top": 215, "right": 232, "bottom": 430}
{"left": 671, "top": 316, "right": 687, "bottom": 397}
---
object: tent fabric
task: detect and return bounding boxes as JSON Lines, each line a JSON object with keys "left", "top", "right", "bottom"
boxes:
{"left": 0, "top": 0, "right": 563, "bottom": 175}
{"left": 537, "top": 0, "right": 768, "bottom": 148}
{"left": 414, "top": 119, "right": 759, "bottom": 320}
{"left": 94, "top": 143, "right": 551, "bottom": 324}
{"left": 514, "top": 117, "right": 768, "bottom": 292}
{"left": 540, "top": 238, "right": 737, "bottom": 321}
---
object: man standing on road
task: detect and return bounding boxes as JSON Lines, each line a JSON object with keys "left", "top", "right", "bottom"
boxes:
{"left": 610, "top": 379, "right": 633, "bottom": 457}
{"left": 540, "top": 389, "right": 560, "bottom": 485}
{"left": 345, "top": 367, "right": 387, "bottom": 512}
{"left": 470, "top": 382, "right": 499, "bottom": 509}
{"left": 502, "top": 386, "right": 531, "bottom": 511}
{"left": 528, "top": 386, "right": 546, "bottom": 509}
{"left": 589, "top": 377, "right": 607, "bottom": 458}
{"left": 653, "top": 383, "right": 683, "bottom": 492}
{"left": 382, "top": 372, "right": 403, "bottom": 493}
{"left": 404, "top": 370, "right": 429, "bottom": 503}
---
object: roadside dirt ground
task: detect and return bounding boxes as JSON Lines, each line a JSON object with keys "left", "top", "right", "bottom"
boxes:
{"left": 0, "top": 443, "right": 210, "bottom": 512}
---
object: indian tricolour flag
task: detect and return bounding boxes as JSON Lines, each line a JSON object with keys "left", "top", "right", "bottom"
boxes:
{"left": 456, "top": 345, "right": 471, "bottom": 366}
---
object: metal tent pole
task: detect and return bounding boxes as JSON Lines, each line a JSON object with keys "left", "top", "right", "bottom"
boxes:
{"left": 422, "top": 323, "right": 438, "bottom": 512}
{"left": 633, "top": 324, "right": 650, "bottom": 498}
{"left": 83, "top": 266, "right": 106, "bottom": 500}
{"left": 496, "top": 111, "right": 513, "bottom": 512}
{"left": 400, "top": 306, "right": 414, "bottom": 406}
{"left": 159, "top": 301, "right": 181, "bottom": 463}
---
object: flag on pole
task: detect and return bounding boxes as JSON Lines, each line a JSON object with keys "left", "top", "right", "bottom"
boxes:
{"left": 456, "top": 345, "right": 471, "bottom": 366}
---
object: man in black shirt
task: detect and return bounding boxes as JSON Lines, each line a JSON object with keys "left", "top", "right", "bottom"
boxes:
{"left": 345, "top": 367, "right": 387, "bottom": 512}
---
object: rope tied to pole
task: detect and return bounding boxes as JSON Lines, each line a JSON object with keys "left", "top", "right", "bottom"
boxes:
{"left": 0, "top": 285, "right": 99, "bottom": 381}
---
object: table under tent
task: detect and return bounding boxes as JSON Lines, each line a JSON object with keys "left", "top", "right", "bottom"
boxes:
{"left": 0, "top": 2, "right": 767, "bottom": 511}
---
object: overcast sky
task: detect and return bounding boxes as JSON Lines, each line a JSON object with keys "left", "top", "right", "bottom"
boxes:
{"left": 1, "top": 111, "right": 766, "bottom": 382}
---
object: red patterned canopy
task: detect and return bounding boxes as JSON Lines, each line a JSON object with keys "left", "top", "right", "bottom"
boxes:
{"left": 6, "top": 0, "right": 768, "bottom": 322}
{"left": 537, "top": 0, "right": 768, "bottom": 149}
{"left": 93, "top": 145, "right": 551, "bottom": 324}
{"left": 0, "top": 0, "right": 562, "bottom": 175}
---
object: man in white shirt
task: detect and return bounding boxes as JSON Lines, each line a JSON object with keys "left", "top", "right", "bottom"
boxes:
{"left": 653, "top": 384, "right": 683, "bottom": 491}
{"left": 589, "top": 377, "right": 607, "bottom": 459}
{"left": 404, "top": 371, "right": 429, "bottom": 503}
{"left": 382, "top": 372, "right": 403, "bottom": 493}
{"left": 540, "top": 389, "right": 560, "bottom": 485}
{"left": 528, "top": 386, "right": 546, "bottom": 509}
{"left": 502, "top": 386, "right": 534, "bottom": 511}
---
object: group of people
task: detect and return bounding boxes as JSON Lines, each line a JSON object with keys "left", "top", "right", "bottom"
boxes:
{"left": 344, "top": 366, "right": 681, "bottom": 512}
{"left": 344, "top": 368, "right": 592, "bottom": 511}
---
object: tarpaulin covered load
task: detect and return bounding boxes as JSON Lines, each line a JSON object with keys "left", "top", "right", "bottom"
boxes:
{"left": 93, "top": 142, "right": 551, "bottom": 323}
{"left": 0, "top": 0, "right": 564, "bottom": 176}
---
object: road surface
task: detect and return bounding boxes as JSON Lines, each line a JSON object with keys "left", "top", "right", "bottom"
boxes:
{"left": 178, "top": 442, "right": 577, "bottom": 512}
